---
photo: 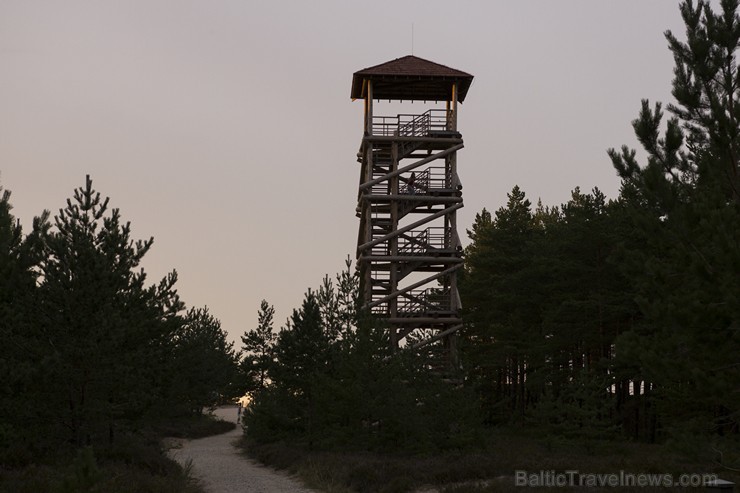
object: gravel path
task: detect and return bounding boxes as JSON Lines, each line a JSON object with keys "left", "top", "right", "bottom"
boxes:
{"left": 167, "top": 406, "right": 316, "bottom": 493}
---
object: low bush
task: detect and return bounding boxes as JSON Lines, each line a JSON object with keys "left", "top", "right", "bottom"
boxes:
{"left": 241, "top": 428, "right": 740, "bottom": 493}
{"left": 0, "top": 411, "right": 233, "bottom": 493}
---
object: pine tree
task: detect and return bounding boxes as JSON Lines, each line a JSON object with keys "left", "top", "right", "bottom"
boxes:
{"left": 36, "top": 176, "right": 182, "bottom": 446}
{"left": 272, "top": 290, "right": 333, "bottom": 396}
{"left": 244, "top": 261, "right": 481, "bottom": 451}
{"left": 316, "top": 275, "right": 342, "bottom": 342}
{"left": 264, "top": 291, "right": 335, "bottom": 446}
{"left": 542, "top": 189, "right": 621, "bottom": 380}
{"left": 240, "top": 299, "right": 277, "bottom": 394}
{"left": 463, "top": 208, "right": 492, "bottom": 266}
{"left": 0, "top": 184, "right": 41, "bottom": 449}
{"left": 168, "top": 307, "right": 239, "bottom": 415}
{"left": 461, "top": 186, "right": 546, "bottom": 421}
{"left": 461, "top": 186, "right": 639, "bottom": 435}
{"left": 528, "top": 189, "right": 638, "bottom": 438}
{"left": 334, "top": 256, "right": 361, "bottom": 338}
{"left": 608, "top": 0, "right": 740, "bottom": 438}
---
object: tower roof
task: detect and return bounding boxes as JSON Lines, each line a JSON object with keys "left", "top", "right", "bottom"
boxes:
{"left": 351, "top": 55, "right": 473, "bottom": 103}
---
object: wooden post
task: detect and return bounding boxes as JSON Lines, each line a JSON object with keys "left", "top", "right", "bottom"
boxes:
{"left": 365, "top": 80, "right": 373, "bottom": 134}
{"left": 362, "top": 81, "right": 374, "bottom": 306}
{"left": 390, "top": 142, "right": 399, "bottom": 350}
{"left": 446, "top": 87, "right": 460, "bottom": 370}
{"left": 450, "top": 82, "right": 458, "bottom": 132}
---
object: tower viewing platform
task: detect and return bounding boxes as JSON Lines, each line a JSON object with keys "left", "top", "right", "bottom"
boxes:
{"left": 351, "top": 55, "right": 473, "bottom": 366}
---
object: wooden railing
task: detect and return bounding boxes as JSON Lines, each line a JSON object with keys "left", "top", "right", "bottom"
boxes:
{"left": 371, "top": 109, "right": 450, "bottom": 137}
{"left": 399, "top": 166, "right": 450, "bottom": 193}
{"left": 397, "top": 288, "right": 452, "bottom": 313}
{"left": 398, "top": 227, "right": 448, "bottom": 254}
{"left": 369, "top": 288, "right": 452, "bottom": 315}
{"left": 369, "top": 227, "right": 450, "bottom": 256}
{"left": 368, "top": 165, "right": 450, "bottom": 195}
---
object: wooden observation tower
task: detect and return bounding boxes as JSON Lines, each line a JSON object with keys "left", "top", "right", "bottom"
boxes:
{"left": 351, "top": 55, "right": 473, "bottom": 365}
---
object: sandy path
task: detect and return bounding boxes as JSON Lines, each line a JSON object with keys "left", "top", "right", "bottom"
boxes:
{"left": 167, "top": 406, "right": 315, "bottom": 493}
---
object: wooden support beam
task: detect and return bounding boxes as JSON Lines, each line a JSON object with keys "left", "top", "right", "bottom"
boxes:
{"left": 390, "top": 142, "right": 400, "bottom": 350}
{"left": 365, "top": 195, "right": 462, "bottom": 203}
{"left": 365, "top": 80, "right": 373, "bottom": 134}
{"left": 363, "top": 256, "right": 462, "bottom": 263}
{"left": 367, "top": 264, "right": 457, "bottom": 273}
{"left": 364, "top": 135, "right": 463, "bottom": 144}
{"left": 450, "top": 83, "right": 458, "bottom": 132}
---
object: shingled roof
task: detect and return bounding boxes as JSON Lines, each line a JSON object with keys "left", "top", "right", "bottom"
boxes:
{"left": 351, "top": 55, "right": 474, "bottom": 103}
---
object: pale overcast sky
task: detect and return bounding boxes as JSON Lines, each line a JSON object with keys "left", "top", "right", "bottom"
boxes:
{"left": 1, "top": 1, "right": 687, "bottom": 344}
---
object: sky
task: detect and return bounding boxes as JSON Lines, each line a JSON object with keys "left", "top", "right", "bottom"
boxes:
{"left": 0, "top": 1, "right": 688, "bottom": 345}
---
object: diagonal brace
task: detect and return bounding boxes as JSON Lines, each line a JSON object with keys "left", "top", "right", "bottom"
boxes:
{"left": 359, "top": 144, "right": 464, "bottom": 192}
{"left": 358, "top": 203, "right": 464, "bottom": 253}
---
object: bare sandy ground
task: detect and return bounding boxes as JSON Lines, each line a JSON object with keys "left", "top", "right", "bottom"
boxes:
{"left": 166, "top": 406, "right": 315, "bottom": 493}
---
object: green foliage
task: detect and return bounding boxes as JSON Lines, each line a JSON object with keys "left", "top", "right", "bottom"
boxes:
{"left": 246, "top": 1, "right": 740, "bottom": 453}
{"left": 243, "top": 260, "right": 482, "bottom": 452}
{"left": 461, "top": 186, "right": 545, "bottom": 422}
{"left": 0, "top": 186, "right": 29, "bottom": 445}
{"left": 608, "top": 0, "right": 740, "bottom": 438}
{"left": 166, "top": 306, "right": 240, "bottom": 415}
{"left": 0, "top": 410, "right": 233, "bottom": 493}
{"left": 244, "top": 426, "right": 740, "bottom": 493}
{"left": 530, "top": 371, "right": 618, "bottom": 441}
{"left": 272, "top": 290, "right": 334, "bottom": 396}
{"left": 0, "top": 437, "right": 202, "bottom": 493}
{"left": 60, "top": 447, "right": 103, "bottom": 493}
{"left": 0, "top": 185, "right": 52, "bottom": 452}
{"left": 258, "top": 289, "right": 337, "bottom": 447}
{"left": 32, "top": 176, "right": 183, "bottom": 447}
{"left": 458, "top": 3, "right": 740, "bottom": 442}
{"left": 460, "top": 185, "right": 637, "bottom": 437}
{"left": 148, "top": 412, "right": 235, "bottom": 439}
{"left": 455, "top": 1, "right": 739, "bottom": 446}
{"left": 240, "top": 299, "right": 277, "bottom": 394}
{"left": 0, "top": 174, "right": 240, "bottom": 489}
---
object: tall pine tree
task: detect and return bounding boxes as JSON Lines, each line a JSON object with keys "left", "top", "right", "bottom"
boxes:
{"left": 36, "top": 176, "right": 182, "bottom": 446}
{"left": 167, "top": 307, "right": 239, "bottom": 415}
{"left": 240, "top": 299, "right": 277, "bottom": 394}
{"left": 461, "top": 186, "right": 546, "bottom": 422}
{"left": 609, "top": 0, "right": 740, "bottom": 438}
{"left": 0, "top": 184, "right": 46, "bottom": 451}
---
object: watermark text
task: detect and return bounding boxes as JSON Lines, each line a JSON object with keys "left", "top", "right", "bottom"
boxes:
{"left": 514, "top": 470, "right": 717, "bottom": 488}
